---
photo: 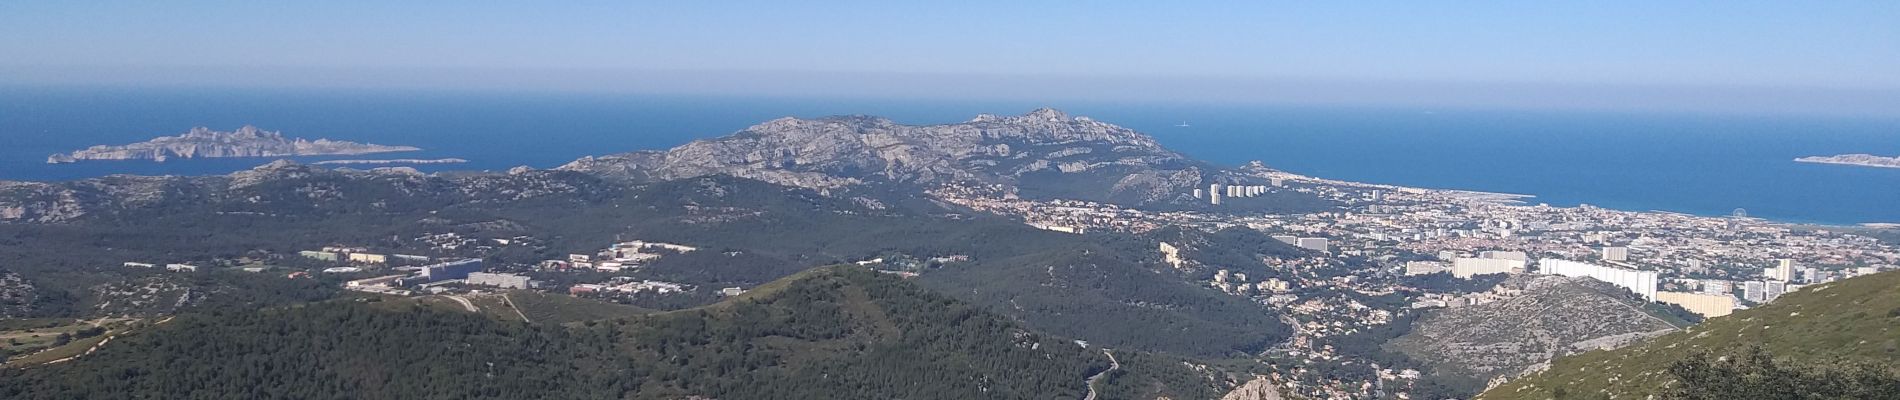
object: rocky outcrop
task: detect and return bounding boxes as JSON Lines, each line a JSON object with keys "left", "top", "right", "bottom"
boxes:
{"left": 0, "top": 270, "right": 44, "bottom": 318}
{"left": 558, "top": 108, "right": 1209, "bottom": 205}
{"left": 1386, "top": 275, "right": 1680, "bottom": 386}
{"left": 0, "top": 160, "right": 618, "bottom": 223}
{"left": 47, "top": 126, "right": 418, "bottom": 163}
{"left": 1220, "top": 376, "right": 1285, "bottom": 400}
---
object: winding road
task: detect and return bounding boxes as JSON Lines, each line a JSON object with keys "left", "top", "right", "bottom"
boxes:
{"left": 1083, "top": 349, "right": 1120, "bottom": 400}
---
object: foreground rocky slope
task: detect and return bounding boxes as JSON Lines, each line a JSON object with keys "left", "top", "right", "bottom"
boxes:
{"left": 46, "top": 126, "right": 418, "bottom": 163}
{"left": 1387, "top": 275, "right": 1681, "bottom": 389}
{"left": 559, "top": 108, "right": 1213, "bottom": 206}
{"left": 1479, "top": 270, "right": 1900, "bottom": 399}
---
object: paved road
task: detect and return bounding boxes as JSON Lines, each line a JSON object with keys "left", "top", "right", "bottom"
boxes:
{"left": 1083, "top": 349, "right": 1120, "bottom": 400}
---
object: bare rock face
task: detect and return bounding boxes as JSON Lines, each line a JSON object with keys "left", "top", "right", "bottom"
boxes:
{"left": 0, "top": 270, "right": 43, "bottom": 318}
{"left": 47, "top": 126, "right": 419, "bottom": 163}
{"left": 0, "top": 181, "right": 91, "bottom": 223}
{"left": 558, "top": 108, "right": 1208, "bottom": 205}
{"left": 1220, "top": 377, "right": 1286, "bottom": 400}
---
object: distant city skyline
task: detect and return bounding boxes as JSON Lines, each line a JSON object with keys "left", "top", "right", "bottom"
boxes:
{"left": 3, "top": 2, "right": 1898, "bottom": 116}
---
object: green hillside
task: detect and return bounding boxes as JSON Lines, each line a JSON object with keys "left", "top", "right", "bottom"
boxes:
{"left": 0, "top": 173, "right": 1288, "bottom": 360}
{"left": 1479, "top": 271, "right": 1900, "bottom": 400}
{"left": 0, "top": 266, "right": 1228, "bottom": 399}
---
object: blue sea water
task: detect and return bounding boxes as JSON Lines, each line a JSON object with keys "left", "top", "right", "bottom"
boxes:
{"left": 2, "top": 86, "right": 1896, "bottom": 224}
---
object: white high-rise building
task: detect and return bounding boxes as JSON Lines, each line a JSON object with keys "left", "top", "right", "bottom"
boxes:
{"left": 1451, "top": 258, "right": 1524, "bottom": 278}
{"left": 1478, "top": 251, "right": 1528, "bottom": 262}
{"left": 1701, "top": 279, "right": 1731, "bottom": 295}
{"left": 1600, "top": 246, "right": 1629, "bottom": 262}
{"left": 1538, "top": 258, "right": 1659, "bottom": 301}
{"left": 1770, "top": 259, "right": 1795, "bottom": 282}
{"left": 1764, "top": 281, "right": 1787, "bottom": 302}
{"left": 1192, "top": 188, "right": 1204, "bottom": 199}
{"left": 1404, "top": 261, "right": 1450, "bottom": 276}
{"left": 1295, "top": 237, "right": 1329, "bottom": 253}
{"left": 1743, "top": 281, "right": 1766, "bottom": 302}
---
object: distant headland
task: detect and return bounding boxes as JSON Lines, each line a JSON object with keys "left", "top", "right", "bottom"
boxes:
{"left": 47, "top": 126, "right": 419, "bottom": 164}
{"left": 1793, "top": 153, "right": 1900, "bottom": 169}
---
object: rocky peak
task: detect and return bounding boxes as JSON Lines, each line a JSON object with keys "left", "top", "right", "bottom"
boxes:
{"left": 557, "top": 109, "right": 1209, "bottom": 206}
{"left": 1023, "top": 107, "right": 1070, "bottom": 121}
{"left": 180, "top": 125, "right": 279, "bottom": 141}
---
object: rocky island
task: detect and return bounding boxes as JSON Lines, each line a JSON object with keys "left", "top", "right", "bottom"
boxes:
{"left": 47, "top": 126, "right": 419, "bottom": 164}
{"left": 1793, "top": 153, "right": 1900, "bottom": 169}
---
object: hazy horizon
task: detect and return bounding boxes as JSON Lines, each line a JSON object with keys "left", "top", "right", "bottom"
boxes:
{"left": 4, "top": 2, "right": 1899, "bottom": 116}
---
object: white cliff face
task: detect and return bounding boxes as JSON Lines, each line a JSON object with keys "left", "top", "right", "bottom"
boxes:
{"left": 559, "top": 108, "right": 1206, "bottom": 204}
{"left": 47, "top": 126, "right": 420, "bottom": 163}
{"left": 1220, "top": 377, "right": 1286, "bottom": 400}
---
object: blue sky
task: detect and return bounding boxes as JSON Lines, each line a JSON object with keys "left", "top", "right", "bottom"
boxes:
{"left": 3, "top": 1, "right": 1897, "bottom": 115}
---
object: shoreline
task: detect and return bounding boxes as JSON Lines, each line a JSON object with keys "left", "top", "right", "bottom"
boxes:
{"left": 1269, "top": 169, "right": 1892, "bottom": 228}
{"left": 7, "top": 158, "right": 1894, "bottom": 229}
{"left": 312, "top": 158, "right": 469, "bottom": 166}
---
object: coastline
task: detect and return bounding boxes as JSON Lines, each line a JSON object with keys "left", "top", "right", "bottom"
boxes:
{"left": 1269, "top": 169, "right": 1893, "bottom": 228}
{"left": 312, "top": 158, "right": 469, "bottom": 166}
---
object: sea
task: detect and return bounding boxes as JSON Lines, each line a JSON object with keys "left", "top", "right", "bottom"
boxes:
{"left": 3, "top": 86, "right": 1897, "bottom": 225}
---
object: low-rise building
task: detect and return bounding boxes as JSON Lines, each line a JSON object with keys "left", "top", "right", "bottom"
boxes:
{"left": 300, "top": 251, "right": 340, "bottom": 261}
{"left": 466, "top": 272, "right": 533, "bottom": 289}
{"left": 348, "top": 253, "right": 388, "bottom": 264}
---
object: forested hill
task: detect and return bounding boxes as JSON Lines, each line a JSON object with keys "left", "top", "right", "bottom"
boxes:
{"left": 1478, "top": 270, "right": 1900, "bottom": 399}
{"left": 0, "top": 163, "right": 1292, "bottom": 359}
{"left": 0, "top": 266, "right": 1235, "bottom": 399}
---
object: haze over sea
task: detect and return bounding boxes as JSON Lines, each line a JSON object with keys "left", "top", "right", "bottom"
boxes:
{"left": 3, "top": 86, "right": 1896, "bottom": 225}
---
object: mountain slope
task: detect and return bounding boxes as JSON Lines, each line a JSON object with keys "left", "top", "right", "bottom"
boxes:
{"left": 1389, "top": 275, "right": 1682, "bottom": 392}
{"left": 0, "top": 164, "right": 1290, "bottom": 361}
{"left": 1477, "top": 270, "right": 1900, "bottom": 400}
{"left": 559, "top": 108, "right": 1213, "bottom": 206}
{"left": 0, "top": 266, "right": 1231, "bottom": 399}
